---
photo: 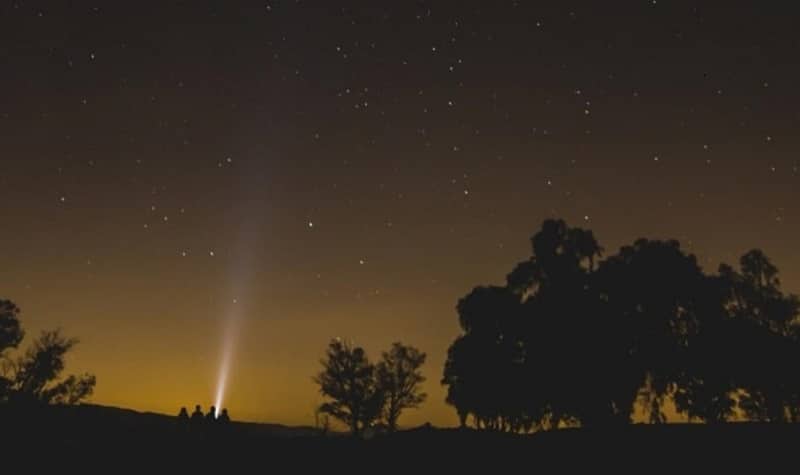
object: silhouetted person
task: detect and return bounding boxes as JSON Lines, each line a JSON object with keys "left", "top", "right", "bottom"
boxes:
{"left": 217, "top": 408, "right": 231, "bottom": 423}
{"left": 178, "top": 406, "right": 189, "bottom": 420}
{"left": 206, "top": 405, "right": 217, "bottom": 422}
{"left": 191, "top": 405, "right": 204, "bottom": 424}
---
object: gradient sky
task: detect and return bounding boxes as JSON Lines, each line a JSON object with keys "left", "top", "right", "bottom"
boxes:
{"left": 2, "top": 1, "right": 799, "bottom": 427}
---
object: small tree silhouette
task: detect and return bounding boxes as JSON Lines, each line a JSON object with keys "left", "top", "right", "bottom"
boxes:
{"left": 314, "top": 339, "right": 384, "bottom": 437}
{"left": 376, "top": 342, "right": 427, "bottom": 432}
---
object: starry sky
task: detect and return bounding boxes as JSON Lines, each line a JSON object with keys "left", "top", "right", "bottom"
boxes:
{"left": 2, "top": 1, "right": 799, "bottom": 426}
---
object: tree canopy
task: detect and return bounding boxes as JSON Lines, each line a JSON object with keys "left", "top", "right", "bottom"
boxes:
{"left": 442, "top": 219, "right": 800, "bottom": 431}
{"left": 314, "top": 339, "right": 385, "bottom": 436}
{"left": 315, "top": 339, "right": 427, "bottom": 436}
{"left": 0, "top": 299, "right": 95, "bottom": 406}
{"left": 377, "top": 342, "right": 427, "bottom": 432}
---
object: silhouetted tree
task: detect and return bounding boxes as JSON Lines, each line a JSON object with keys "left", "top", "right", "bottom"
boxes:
{"left": 443, "top": 285, "right": 531, "bottom": 431}
{"left": 0, "top": 300, "right": 24, "bottom": 401}
{"left": 0, "top": 300, "right": 96, "bottom": 407}
{"left": 314, "top": 404, "right": 331, "bottom": 436}
{"left": 0, "top": 300, "right": 24, "bottom": 354}
{"left": 314, "top": 339, "right": 384, "bottom": 437}
{"left": 442, "top": 219, "right": 800, "bottom": 430}
{"left": 717, "top": 251, "right": 800, "bottom": 422}
{"left": 6, "top": 329, "right": 96, "bottom": 405}
{"left": 376, "top": 342, "right": 427, "bottom": 431}
{"left": 595, "top": 238, "right": 707, "bottom": 424}
{"left": 442, "top": 335, "right": 475, "bottom": 428}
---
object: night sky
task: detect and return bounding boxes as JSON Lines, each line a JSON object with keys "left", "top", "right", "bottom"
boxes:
{"left": 2, "top": 1, "right": 799, "bottom": 426}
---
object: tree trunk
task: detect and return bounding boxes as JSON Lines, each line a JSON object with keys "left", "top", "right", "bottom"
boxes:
{"left": 389, "top": 401, "right": 401, "bottom": 432}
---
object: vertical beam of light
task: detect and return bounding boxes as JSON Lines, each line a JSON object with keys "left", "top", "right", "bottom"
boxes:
{"left": 212, "top": 160, "right": 267, "bottom": 417}
{"left": 213, "top": 304, "right": 240, "bottom": 416}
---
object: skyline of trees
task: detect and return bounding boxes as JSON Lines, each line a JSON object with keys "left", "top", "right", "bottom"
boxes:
{"left": 5, "top": 218, "right": 800, "bottom": 432}
{"left": 442, "top": 219, "right": 800, "bottom": 431}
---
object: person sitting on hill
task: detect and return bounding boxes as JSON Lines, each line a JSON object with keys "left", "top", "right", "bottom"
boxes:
{"left": 178, "top": 406, "right": 189, "bottom": 421}
{"left": 217, "top": 408, "right": 231, "bottom": 423}
{"left": 191, "top": 405, "right": 204, "bottom": 424}
{"left": 206, "top": 405, "right": 217, "bottom": 422}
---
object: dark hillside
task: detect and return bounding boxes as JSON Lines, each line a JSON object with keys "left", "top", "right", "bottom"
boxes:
{"left": 4, "top": 404, "right": 798, "bottom": 472}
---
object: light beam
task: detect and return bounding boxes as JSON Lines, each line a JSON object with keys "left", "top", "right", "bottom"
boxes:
{"left": 211, "top": 160, "right": 266, "bottom": 417}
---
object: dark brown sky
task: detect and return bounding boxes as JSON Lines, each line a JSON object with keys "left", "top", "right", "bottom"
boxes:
{"left": 2, "top": 1, "right": 799, "bottom": 426}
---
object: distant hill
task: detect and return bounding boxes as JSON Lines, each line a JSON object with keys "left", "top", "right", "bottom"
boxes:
{"left": 74, "top": 403, "right": 321, "bottom": 437}
{"left": 4, "top": 403, "right": 799, "bottom": 471}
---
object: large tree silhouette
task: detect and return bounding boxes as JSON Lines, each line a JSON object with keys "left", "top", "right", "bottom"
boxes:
{"left": 442, "top": 219, "right": 800, "bottom": 431}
